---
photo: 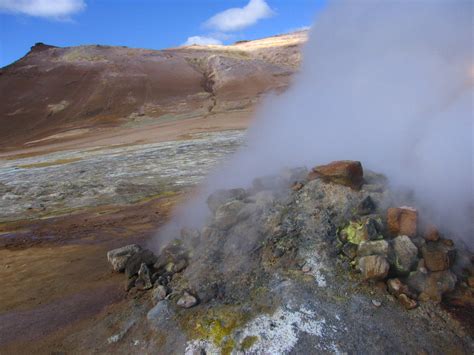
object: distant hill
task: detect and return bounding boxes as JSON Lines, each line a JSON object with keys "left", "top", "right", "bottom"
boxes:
{"left": 0, "top": 31, "right": 307, "bottom": 149}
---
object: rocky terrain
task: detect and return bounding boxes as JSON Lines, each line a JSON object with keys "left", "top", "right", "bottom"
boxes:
{"left": 1, "top": 30, "right": 472, "bottom": 354}
{"left": 0, "top": 32, "right": 306, "bottom": 353}
{"left": 104, "top": 161, "right": 473, "bottom": 354}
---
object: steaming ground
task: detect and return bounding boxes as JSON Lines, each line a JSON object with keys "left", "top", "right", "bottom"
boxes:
{"left": 157, "top": 1, "right": 473, "bottom": 246}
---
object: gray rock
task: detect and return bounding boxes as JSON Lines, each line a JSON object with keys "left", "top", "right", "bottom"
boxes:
{"left": 147, "top": 301, "right": 173, "bottom": 325}
{"left": 357, "top": 240, "right": 389, "bottom": 257}
{"left": 125, "top": 249, "right": 157, "bottom": 278}
{"left": 207, "top": 188, "right": 247, "bottom": 213}
{"left": 213, "top": 200, "right": 246, "bottom": 230}
{"left": 342, "top": 242, "right": 358, "bottom": 260}
{"left": 107, "top": 244, "right": 142, "bottom": 272}
{"left": 364, "top": 216, "right": 383, "bottom": 240}
{"left": 357, "top": 196, "right": 376, "bottom": 215}
{"left": 136, "top": 263, "right": 153, "bottom": 290}
{"left": 177, "top": 291, "right": 198, "bottom": 308}
{"left": 358, "top": 255, "right": 390, "bottom": 280}
{"left": 151, "top": 285, "right": 168, "bottom": 303}
{"left": 391, "top": 235, "right": 419, "bottom": 275}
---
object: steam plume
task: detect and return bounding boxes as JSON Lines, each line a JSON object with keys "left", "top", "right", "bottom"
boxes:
{"left": 156, "top": 1, "right": 473, "bottom": 246}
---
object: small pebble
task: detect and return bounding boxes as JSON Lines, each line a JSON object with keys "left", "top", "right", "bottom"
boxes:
{"left": 372, "top": 299, "right": 382, "bottom": 307}
{"left": 302, "top": 265, "right": 312, "bottom": 273}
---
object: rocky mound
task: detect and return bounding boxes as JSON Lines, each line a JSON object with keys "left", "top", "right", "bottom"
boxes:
{"left": 107, "top": 160, "right": 473, "bottom": 353}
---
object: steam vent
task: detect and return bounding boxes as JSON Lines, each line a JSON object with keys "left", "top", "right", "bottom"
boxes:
{"left": 107, "top": 160, "right": 474, "bottom": 353}
{"left": 2, "top": 2, "right": 471, "bottom": 352}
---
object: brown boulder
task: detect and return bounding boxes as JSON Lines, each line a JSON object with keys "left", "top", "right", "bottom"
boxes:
{"left": 387, "top": 207, "right": 418, "bottom": 237}
{"left": 358, "top": 255, "right": 390, "bottom": 280}
{"left": 308, "top": 160, "right": 363, "bottom": 190}
{"left": 421, "top": 242, "right": 456, "bottom": 272}
{"left": 424, "top": 225, "right": 440, "bottom": 242}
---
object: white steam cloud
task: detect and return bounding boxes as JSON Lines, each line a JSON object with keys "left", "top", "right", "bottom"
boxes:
{"left": 204, "top": 0, "right": 274, "bottom": 32}
{"left": 160, "top": 1, "right": 473, "bottom": 244}
{"left": 0, "top": 0, "right": 85, "bottom": 19}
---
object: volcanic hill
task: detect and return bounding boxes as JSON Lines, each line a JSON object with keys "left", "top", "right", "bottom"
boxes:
{"left": 0, "top": 31, "right": 307, "bottom": 150}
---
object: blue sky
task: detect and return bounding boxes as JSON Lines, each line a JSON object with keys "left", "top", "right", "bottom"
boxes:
{"left": 0, "top": 0, "right": 326, "bottom": 67}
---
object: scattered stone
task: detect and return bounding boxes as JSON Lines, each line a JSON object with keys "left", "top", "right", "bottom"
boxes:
{"left": 358, "top": 255, "right": 390, "bottom": 280}
{"left": 125, "top": 249, "right": 157, "bottom": 278}
{"left": 372, "top": 299, "right": 382, "bottom": 307}
{"left": 398, "top": 294, "right": 418, "bottom": 310}
{"left": 207, "top": 188, "right": 247, "bottom": 213}
{"left": 387, "top": 207, "right": 418, "bottom": 237}
{"left": 151, "top": 285, "right": 168, "bottom": 303}
{"left": 177, "top": 291, "right": 198, "bottom": 308}
{"left": 357, "top": 240, "right": 389, "bottom": 257}
{"left": 392, "top": 235, "right": 419, "bottom": 275}
{"left": 302, "top": 265, "right": 312, "bottom": 273}
{"left": 386, "top": 278, "right": 411, "bottom": 297}
{"left": 107, "top": 244, "right": 142, "bottom": 272}
{"left": 421, "top": 242, "right": 456, "bottom": 272}
{"left": 308, "top": 160, "right": 364, "bottom": 190}
{"left": 357, "top": 196, "right": 376, "bottom": 215}
{"left": 424, "top": 226, "right": 440, "bottom": 242}
{"left": 342, "top": 243, "right": 358, "bottom": 260}
{"left": 213, "top": 200, "right": 246, "bottom": 230}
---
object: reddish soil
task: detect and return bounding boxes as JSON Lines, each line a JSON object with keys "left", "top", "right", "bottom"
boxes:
{"left": 0, "top": 194, "right": 181, "bottom": 352}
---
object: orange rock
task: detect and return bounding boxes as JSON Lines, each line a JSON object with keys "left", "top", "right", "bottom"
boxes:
{"left": 387, "top": 207, "right": 418, "bottom": 237}
{"left": 424, "top": 225, "right": 440, "bottom": 242}
{"left": 421, "top": 242, "right": 456, "bottom": 272}
{"left": 308, "top": 160, "right": 363, "bottom": 190}
{"left": 398, "top": 293, "right": 418, "bottom": 310}
{"left": 358, "top": 255, "right": 390, "bottom": 280}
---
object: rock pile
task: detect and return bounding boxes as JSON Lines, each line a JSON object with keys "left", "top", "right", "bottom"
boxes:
{"left": 107, "top": 241, "right": 196, "bottom": 307}
{"left": 337, "top": 202, "right": 466, "bottom": 307}
{"left": 106, "top": 160, "right": 473, "bottom": 353}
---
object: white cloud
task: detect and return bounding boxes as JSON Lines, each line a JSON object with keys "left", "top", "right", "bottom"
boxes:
{"left": 0, "top": 0, "right": 85, "bottom": 20}
{"left": 204, "top": 0, "right": 274, "bottom": 32}
{"left": 183, "top": 36, "right": 223, "bottom": 46}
